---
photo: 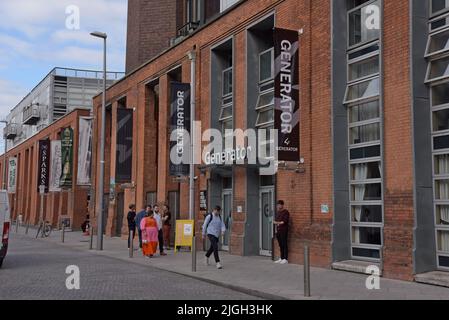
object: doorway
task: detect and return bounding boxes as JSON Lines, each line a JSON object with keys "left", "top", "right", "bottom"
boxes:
{"left": 259, "top": 186, "right": 274, "bottom": 256}
{"left": 115, "top": 192, "right": 124, "bottom": 237}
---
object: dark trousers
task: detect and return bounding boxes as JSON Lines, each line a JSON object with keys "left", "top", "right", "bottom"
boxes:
{"left": 128, "top": 226, "right": 136, "bottom": 248}
{"left": 158, "top": 229, "right": 164, "bottom": 253}
{"left": 205, "top": 234, "right": 220, "bottom": 263}
{"left": 276, "top": 231, "right": 288, "bottom": 260}
{"left": 137, "top": 229, "right": 142, "bottom": 248}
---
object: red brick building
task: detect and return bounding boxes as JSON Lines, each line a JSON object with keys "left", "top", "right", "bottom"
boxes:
{"left": 0, "top": 109, "right": 91, "bottom": 229}
{"left": 90, "top": 0, "right": 449, "bottom": 284}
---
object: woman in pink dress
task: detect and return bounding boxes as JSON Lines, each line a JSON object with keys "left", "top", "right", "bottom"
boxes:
{"left": 140, "top": 212, "right": 159, "bottom": 258}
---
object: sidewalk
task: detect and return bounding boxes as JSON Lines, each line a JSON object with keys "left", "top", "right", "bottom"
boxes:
{"left": 15, "top": 226, "right": 449, "bottom": 300}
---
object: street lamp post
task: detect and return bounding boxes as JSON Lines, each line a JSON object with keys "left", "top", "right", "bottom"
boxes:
{"left": 0, "top": 120, "right": 8, "bottom": 191}
{"left": 90, "top": 31, "right": 107, "bottom": 251}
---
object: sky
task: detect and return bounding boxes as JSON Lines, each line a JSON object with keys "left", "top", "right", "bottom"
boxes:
{"left": 0, "top": 0, "right": 128, "bottom": 128}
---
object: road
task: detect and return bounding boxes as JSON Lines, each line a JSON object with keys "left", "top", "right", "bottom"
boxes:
{"left": 0, "top": 234, "right": 259, "bottom": 300}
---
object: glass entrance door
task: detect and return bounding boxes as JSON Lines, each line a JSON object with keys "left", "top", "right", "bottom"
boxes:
{"left": 260, "top": 187, "right": 274, "bottom": 256}
{"left": 221, "top": 189, "right": 232, "bottom": 251}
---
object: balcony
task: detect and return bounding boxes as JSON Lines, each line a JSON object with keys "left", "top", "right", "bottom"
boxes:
{"left": 4, "top": 123, "right": 19, "bottom": 140}
{"left": 22, "top": 104, "right": 40, "bottom": 125}
{"left": 177, "top": 21, "right": 200, "bottom": 38}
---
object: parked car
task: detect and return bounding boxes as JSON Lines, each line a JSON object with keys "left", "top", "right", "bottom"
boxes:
{"left": 0, "top": 190, "right": 11, "bottom": 268}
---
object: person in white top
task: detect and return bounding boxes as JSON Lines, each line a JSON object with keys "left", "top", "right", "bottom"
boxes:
{"left": 153, "top": 205, "right": 166, "bottom": 256}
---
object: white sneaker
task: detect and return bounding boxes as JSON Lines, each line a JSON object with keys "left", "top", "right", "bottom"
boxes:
{"left": 280, "top": 259, "right": 289, "bottom": 265}
{"left": 274, "top": 259, "right": 282, "bottom": 264}
{"left": 204, "top": 257, "right": 210, "bottom": 266}
{"left": 216, "top": 262, "right": 223, "bottom": 269}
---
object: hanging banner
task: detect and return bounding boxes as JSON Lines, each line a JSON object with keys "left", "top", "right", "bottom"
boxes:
{"left": 169, "top": 82, "right": 191, "bottom": 177}
{"left": 77, "top": 117, "right": 93, "bottom": 185}
{"left": 60, "top": 127, "right": 74, "bottom": 188}
{"left": 49, "top": 140, "right": 62, "bottom": 192}
{"left": 274, "top": 28, "right": 300, "bottom": 162}
{"left": 199, "top": 190, "right": 208, "bottom": 212}
{"left": 116, "top": 108, "right": 133, "bottom": 183}
{"left": 37, "top": 139, "right": 51, "bottom": 193}
{"left": 7, "top": 157, "right": 17, "bottom": 194}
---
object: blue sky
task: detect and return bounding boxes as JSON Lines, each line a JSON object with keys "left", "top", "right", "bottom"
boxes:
{"left": 0, "top": 0, "right": 128, "bottom": 122}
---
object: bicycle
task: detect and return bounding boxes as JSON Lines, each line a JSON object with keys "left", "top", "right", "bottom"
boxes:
{"left": 36, "top": 220, "right": 52, "bottom": 238}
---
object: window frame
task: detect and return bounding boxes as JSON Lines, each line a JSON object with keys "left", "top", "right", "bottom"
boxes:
{"left": 347, "top": 0, "right": 381, "bottom": 51}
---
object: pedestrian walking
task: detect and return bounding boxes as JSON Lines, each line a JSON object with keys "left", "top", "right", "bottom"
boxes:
{"left": 136, "top": 205, "right": 151, "bottom": 249}
{"left": 202, "top": 205, "right": 226, "bottom": 269}
{"left": 140, "top": 211, "right": 159, "bottom": 258}
{"left": 162, "top": 205, "right": 172, "bottom": 250}
{"left": 153, "top": 205, "right": 167, "bottom": 256}
{"left": 274, "top": 200, "right": 290, "bottom": 265}
{"left": 127, "top": 204, "right": 137, "bottom": 249}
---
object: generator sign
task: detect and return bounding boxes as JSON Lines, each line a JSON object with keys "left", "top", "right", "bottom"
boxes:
{"left": 7, "top": 157, "right": 17, "bottom": 194}
{"left": 274, "top": 28, "right": 300, "bottom": 162}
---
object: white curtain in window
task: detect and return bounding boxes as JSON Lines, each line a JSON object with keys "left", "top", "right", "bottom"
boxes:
{"left": 438, "top": 154, "right": 449, "bottom": 175}
{"left": 441, "top": 206, "right": 449, "bottom": 224}
{"left": 441, "top": 231, "right": 449, "bottom": 253}
{"left": 439, "top": 180, "right": 449, "bottom": 200}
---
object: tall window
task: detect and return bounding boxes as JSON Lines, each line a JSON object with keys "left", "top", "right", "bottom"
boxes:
{"left": 220, "top": 67, "right": 233, "bottom": 147}
{"left": 256, "top": 48, "right": 275, "bottom": 159}
{"left": 344, "top": 0, "right": 383, "bottom": 261}
{"left": 426, "top": 0, "right": 449, "bottom": 270}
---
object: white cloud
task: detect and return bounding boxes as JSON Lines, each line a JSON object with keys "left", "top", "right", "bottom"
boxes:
{"left": 0, "top": 79, "right": 28, "bottom": 119}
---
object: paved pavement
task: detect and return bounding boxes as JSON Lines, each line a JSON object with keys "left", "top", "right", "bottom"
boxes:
{"left": 6, "top": 226, "right": 449, "bottom": 300}
{"left": 0, "top": 233, "right": 259, "bottom": 300}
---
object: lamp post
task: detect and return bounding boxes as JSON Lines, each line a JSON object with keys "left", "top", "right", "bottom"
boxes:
{"left": 188, "top": 50, "right": 196, "bottom": 272}
{"left": 0, "top": 120, "right": 8, "bottom": 190}
{"left": 90, "top": 31, "right": 107, "bottom": 251}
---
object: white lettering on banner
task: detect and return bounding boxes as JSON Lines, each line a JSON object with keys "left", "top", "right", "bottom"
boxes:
{"left": 204, "top": 146, "right": 253, "bottom": 166}
{"left": 279, "top": 40, "right": 293, "bottom": 134}
{"left": 176, "top": 90, "right": 185, "bottom": 155}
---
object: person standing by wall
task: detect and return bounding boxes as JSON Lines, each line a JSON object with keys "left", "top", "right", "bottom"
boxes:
{"left": 135, "top": 205, "right": 150, "bottom": 249}
{"left": 162, "top": 204, "right": 172, "bottom": 250}
{"left": 274, "top": 200, "right": 290, "bottom": 265}
{"left": 127, "top": 204, "right": 137, "bottom": 249}
{"left": 202, "top": 206, "right": 226, "bottom": 269}
{"left": 153, "top": 205, "right": 167, "bottom": 256}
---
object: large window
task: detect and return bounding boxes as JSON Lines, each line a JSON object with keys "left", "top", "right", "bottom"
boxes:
{"left": 427, "top": 2, "right": 449, "bottom": 270}
{"left": 220, "top": 67, "right": 233, "bottom": 147}
{"left": 345, "top": 0, "right": 383, "bottom": 261}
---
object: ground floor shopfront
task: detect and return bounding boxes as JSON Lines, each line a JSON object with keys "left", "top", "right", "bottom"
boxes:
{"left": 90, "top": 0, "right": 449, "bottom": 283}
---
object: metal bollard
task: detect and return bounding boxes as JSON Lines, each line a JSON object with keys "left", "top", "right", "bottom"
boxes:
{"left": 25, "top": 220, "right": 30, "bottom": 235}
{"left": 304, "top": 244, "right": 311, "bottom": 297}
{"left": 89, "top": 226, "right": 94, "bottom": 250}
{"left": 191, "top": 235, "right": 197, "bottom": 272}
{"left": 129, "top": 230, "right": 134, "bottom": 258}
{"left": 61, "top": 224, "right": 65, "bottom": 243}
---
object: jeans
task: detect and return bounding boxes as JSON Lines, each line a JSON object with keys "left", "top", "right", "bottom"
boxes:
{"left": 137, "top": 229, "right": 142, "bottom": 248}
{"left": 276, "top": 231, "right": 288, "bottom": 260}
{"left": 128, "top": 226, "right": 136, "bottom": 249}
{"left": 158, "top": 229, "right": 164, "bottom": 254}
{"left": 205, "top": 234, "right": 220, "bottom": 263}
{"left": 163, "top": 225, "right": 171, "bottom": 248}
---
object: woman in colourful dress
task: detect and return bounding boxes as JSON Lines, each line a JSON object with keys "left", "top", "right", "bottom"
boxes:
{"left": 140, "top": 211, "right": 159, "bottom": 258}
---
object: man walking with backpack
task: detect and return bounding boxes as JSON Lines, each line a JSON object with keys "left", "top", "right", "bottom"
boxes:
{"left": 202, "top": 205, "right": 226, "bottom": 269}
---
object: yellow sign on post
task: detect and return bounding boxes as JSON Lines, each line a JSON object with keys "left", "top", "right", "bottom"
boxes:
{"left": 175, "top": 220, "right": 194, "bottom": 252}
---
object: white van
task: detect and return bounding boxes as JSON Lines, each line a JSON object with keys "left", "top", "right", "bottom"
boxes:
{"left": 0, "top": 190, "right": 10, "bottom": 268}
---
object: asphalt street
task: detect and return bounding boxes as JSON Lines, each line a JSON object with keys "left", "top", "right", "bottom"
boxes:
{"left": 0, "top": 234, "right": 260, "bottom": 300}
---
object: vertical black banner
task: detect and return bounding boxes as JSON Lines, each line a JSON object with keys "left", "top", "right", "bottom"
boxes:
{"left": 38, "top": 139, "right": 50, "bottom": 192}
{"left": 116, "top": 108, "right": 134, "bottom": 183}
{"left": 274, "top": 28, "right": 300, "bottom": 162}
{"left": 169, "top": 82, "right": 191, "bottom": 177}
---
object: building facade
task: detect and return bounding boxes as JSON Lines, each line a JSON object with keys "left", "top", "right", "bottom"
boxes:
{"left": 90, "top": 0, "right": 449, "bottom": 284}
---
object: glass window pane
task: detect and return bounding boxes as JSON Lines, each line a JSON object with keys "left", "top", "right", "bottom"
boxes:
{"left": 256, "top": 109, "right": 274, "bottom": 126}
{"left": 349, "top": 100, "right": 380, "bottom": 123}
{"left": 220, "top": 105, "right": 232, "bottom": 120}
{"left": 223, "top": 68, "right": 233, "bottom": 96}
{"left": 349, "top": 55, "right": 379, "bottom": 81}
{"left": 432, "top": 82, "right": 449, "bottom": 106}
{"left": 259, "top": 49, "right": 273, "bottom": 83}
{"left": 349, "top": 1, "right": 380, "bottom": 47}
{"left": 433, "top": 108, "right": 449, "bottom": 132}
{"left": 435, "top": 154, "right": 449, "bottom": 175}
{"left": 256, "top": 90, "right": 274, "bottom": 109}
{"left": 350, "top": 145, "right": 381, "bottom": 160}
{"left": 351, "top": 205, "right": 382, "bottom": 223}
{"left": 350, "top": 161, "right": 381, "bottom": 180}
{"left": 436, "top": 205, "right": 449, "bottom": 225}
{"left": 351, "top": 183, "right": 382, "bottom": 201}
{"left": 427, "top": 29, "right": 449, "bottom": 56}
{"left": 432, "top": 0, "right": 449, "bottom": 14}
{"left": 431, "top": 16, "right": 449, "bottom": 31}
{"left": 437, "top": 230, "right": 449, "bottom": 252}
{"left": 352, "top": 247, "right": 380, "bottom": 259}
{"left": 352, "top": 227, "right": 382, "bottom": 245}
{"left": 350, "top": 122, "right": 380, "bottom": 145}
{"left": 435, "top": 179, "right": 449, "bottom": 199}
{"left": 345, "top": 77, "right": 380, "bottom": 103}
{"left": 428, "top": 56, "right": 449, "bottom": 81}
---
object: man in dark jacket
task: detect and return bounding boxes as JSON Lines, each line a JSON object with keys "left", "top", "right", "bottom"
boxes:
{"left": 127, "top": 204, "right": 137, "bottom": 249}
{"left": 274, "top": 200, "right": 290, "bottom": 264}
